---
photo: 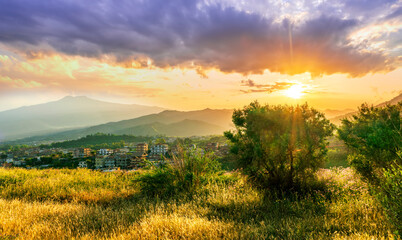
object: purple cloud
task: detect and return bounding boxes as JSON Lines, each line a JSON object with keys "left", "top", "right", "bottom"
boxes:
{"left": 0, "top": 0, "right": 400, "bottom": 76}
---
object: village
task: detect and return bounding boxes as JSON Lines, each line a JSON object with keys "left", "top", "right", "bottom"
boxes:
{"left": 0, "top": 139, "right": 230, "bottom": 171}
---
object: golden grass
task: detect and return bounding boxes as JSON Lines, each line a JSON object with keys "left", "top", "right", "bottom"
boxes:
{"left": 0, "top": 167, "right": 397, "bottom": 240}
{"left": 0, "top": 168, "right": 137, "bottom": 204}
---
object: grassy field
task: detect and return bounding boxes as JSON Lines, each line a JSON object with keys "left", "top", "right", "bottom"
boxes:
{"left": 0, "top": 167, "right": 397, "bottom": 240}
{"left": 324, "top": 137, "right": 350, "bottom": 168}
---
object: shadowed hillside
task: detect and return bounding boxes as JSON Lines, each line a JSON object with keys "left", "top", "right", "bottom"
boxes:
{"left": 6, "top": 108, "right": 234, "bottom": 143}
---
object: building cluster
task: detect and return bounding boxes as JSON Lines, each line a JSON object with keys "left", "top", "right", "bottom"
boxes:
{"left": 1, "top": 140, "right": 229, "bottom": 171}
{"left": 90, "top": 143, "right": 169, "bottom": 170}
{"left": 0, "top": 147, "right": 67, "bottom": 168}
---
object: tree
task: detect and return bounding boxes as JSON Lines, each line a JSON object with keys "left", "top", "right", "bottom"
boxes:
{"left": 338, "top": 103, "right": 401, "bottom": 234}
{"left": 338, "top": 103, "right": 401, "bottom": 184}
{"left": 224, "top": 101, "right": 334, "bottom": 193}
{"left": 155, "top": 138, "right": 166, "bottom": 144}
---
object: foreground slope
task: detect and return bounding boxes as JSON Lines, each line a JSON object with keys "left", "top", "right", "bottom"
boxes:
{"left": 0, "top": 168, "right": 395, "bottom": 239}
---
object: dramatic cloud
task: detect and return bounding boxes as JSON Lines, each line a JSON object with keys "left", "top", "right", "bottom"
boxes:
{"left": 241, "top": 79, "right": 296, "bottom": 93}
{"left": 0, "top": 0, "right": 400, "bottom": 76}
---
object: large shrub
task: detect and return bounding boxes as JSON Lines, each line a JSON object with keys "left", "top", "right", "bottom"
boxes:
{"left": 338, "top": 103, "right": 401, "bottom": 183}
{"left": 338, "top": 103, "right": 401, "bottom": 234}
{"left": 137, "top": 149, "right": 220, "bottom": 198}
{"left": 376, "top": 163, "right": 402, "bottom": 234}
{"left": 224, "top": 101, "right": 334, "bottom": 194}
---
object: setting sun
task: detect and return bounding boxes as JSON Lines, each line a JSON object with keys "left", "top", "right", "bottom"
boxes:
{"left": 283, "top": 84, "right": 305, "bottom": 99}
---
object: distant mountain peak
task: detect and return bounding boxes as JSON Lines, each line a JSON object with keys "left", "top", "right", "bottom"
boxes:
{"left": 0, "top": 96, "right": 165, "bottom": 141}
{"left": 60, "top": 95, "right": 91, "bottom": 101}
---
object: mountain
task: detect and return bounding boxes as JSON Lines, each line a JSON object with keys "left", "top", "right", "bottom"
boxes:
{"left": 330, "top": 92, "right": 402, "bottom": 125}
{"left": 321, "top": 108, "right": 355, "bottom": 119}
{"left": 114, "top": 119, "right": 228, "bottom": 137}
{"left": 0, "top": 96, "right": 165, "bottom": 141}
{"left": 376, "top": 92, "right": 402, "bottom": 107}
{"left": 10, "top": 108, "right": 234, "bottom": 143}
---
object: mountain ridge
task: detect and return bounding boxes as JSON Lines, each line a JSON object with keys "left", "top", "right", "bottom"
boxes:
{"left": 330, "top": 92, "right": 402, "bottom": 125}
{"left": 4, "top": 108, "right": 234, "bottom": 143}
{"left": 0, "top": 96, "right": 165, "bottom": 141}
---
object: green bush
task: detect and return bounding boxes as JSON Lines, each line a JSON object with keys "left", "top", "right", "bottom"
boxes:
{"left": 376, "top": 163, "right": 402, "bottom": 235}
{"left": 338, "top": 103, "right": 401, "bottom": 184}
{"left": 325, "top": 148, "right": 349, "bottom": 168}
{"left": 225, "top": 101, "right": 334, "bottom": 195}
{"left": 137, "top": 149, "right": 221, "bottom": 198}
{"left": 338, "top": 103, "right": 401, "bottom": 234}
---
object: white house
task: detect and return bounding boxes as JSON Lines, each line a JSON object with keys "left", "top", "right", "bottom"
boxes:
{"left": 150, "top": 144, "right": 168, "bottom": 156}
{"left": 78, "top": 161, "right": 88, "bottom": 168}
{"left": 97, "top": 149, "right": 112, "bottom": 155}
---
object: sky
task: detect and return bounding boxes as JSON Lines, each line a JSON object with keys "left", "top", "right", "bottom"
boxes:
{"left": 0, "top": 0, "right": 401, "bottom": 112}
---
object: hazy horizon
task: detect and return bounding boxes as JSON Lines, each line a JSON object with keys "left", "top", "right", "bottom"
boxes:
{"left": 0, "top": 94, "right": 394, "bottom": 114}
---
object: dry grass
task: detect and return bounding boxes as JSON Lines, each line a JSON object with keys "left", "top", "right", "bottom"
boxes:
{"left": 0, "top": 168, "right": 137, "bottom": 204}
{"left": 0, "top": 167, "right": 397, "bottom": 240}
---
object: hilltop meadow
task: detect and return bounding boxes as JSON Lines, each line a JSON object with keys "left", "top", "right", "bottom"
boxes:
{"left": 0, "top": 167, "right": 395, "bottom": 240}
{"left": 0, "top": 102, "right": 400, "bottom": 240}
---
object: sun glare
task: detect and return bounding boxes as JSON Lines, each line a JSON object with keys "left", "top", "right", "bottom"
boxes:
{"left": 283, "top": 84, "right": 305, "bottom": 99}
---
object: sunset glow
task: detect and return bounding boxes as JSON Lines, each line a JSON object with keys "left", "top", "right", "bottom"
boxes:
{"left": 283, "top": 84, "right": 305, "bottom": 99}
{"left": 0, "top": 0, "right": 400, "bottom": 112}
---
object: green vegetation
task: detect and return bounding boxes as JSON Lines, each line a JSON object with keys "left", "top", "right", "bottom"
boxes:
{"left": 338, "top": 103, "right": 401, "bottom": 234}
{"left": 324, "top": 137, "right": 350, "bottom": 168}
{"left": 0, "top": 144, "right": 30, "bottom": 151}
{"left": 43, "top": 133, "right": 152, "bottom": 149}
{"left": 225, "top": 102, "right": 334, "bottom": 194}
{"left": 377, "top": 165, "right": 402, "bottom": 235}
{"left": 24, "top": 153, "right": 80, "bottom": 169}
{"left": 137, "top": 150, "right": 221, "bottom": 198}
{"left": 0, "top": 102, "right": 400, "bottom": 239}
{"left": 338, "top": 103, "right": 401, "bottom": 183}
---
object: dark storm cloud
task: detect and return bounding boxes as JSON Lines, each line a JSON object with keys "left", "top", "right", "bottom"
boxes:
{"left": 0, "top": 0, "right": 398, "bottom": 76}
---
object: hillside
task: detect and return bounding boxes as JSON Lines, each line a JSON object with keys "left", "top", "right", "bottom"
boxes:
{"left": 321, "top": 108, "right": 355, "bottom": 119}
{"left": 45, "top": 133, "right": 152, "bottom": 149}
{"left": 0, "top": 96, "right": 165, "bottom": 141}
{"left": 0, "top": 168, "right": 394, "bottom": 239}
{"left": 330, "top": 92, "right": 402, "bottom": 125}
{"left": 115, "top": 119, "right": 228, "bottom": 137}
{"left": 376, "top": 92, "right": 402, "bottom": 107}
{"left": 7, "top": 108, "right": 234, "bottom": 143}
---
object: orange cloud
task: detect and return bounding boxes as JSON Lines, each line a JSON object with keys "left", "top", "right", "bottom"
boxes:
{"left": 0, "top": 76, "right": 42, "bottom": 89}
{"left": 241, "top": 79, "right": 296, "bottom": 94}
{"left": 0, "top": 53, "right": 163, "bottom": 98}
